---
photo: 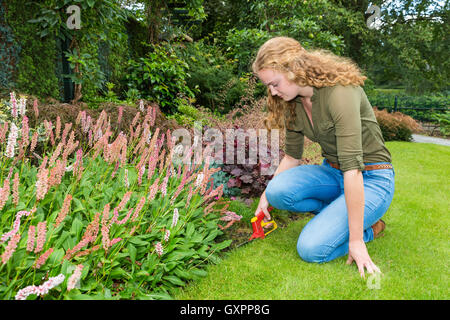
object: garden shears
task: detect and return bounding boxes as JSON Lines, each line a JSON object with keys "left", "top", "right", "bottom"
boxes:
{"left": 236, "top": 207, "right": 277, "bottom": 248}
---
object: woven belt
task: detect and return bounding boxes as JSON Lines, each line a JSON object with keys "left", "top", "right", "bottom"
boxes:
{"left": 326, "top": 159, "right": 393, "bottom": 171}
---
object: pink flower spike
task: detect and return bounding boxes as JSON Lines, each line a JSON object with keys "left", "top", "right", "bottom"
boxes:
{"left": 171, "top": 208, "right": 179, "bottom": 228}
{"left": 155, "top": 242, "right": 163, "bottom": 257}
{"left": 34, "top": 221, "right": 47, "bottom": 253}
{"left": 15, "top": 274, "right": 65, "bottom": 300}
{"left": 67, "top": 264, "right": 84, "bottom": 291}
{"left": 26, "top": 225, "right": 36, "bottom": 252}
{"left": 1, "top": 233, "right": 21, "bottom": 264}
{"left": 34, "top": 248, "right": 54, "bottom": 269}
{"left": 33, "top": 99, "right": 39, "bottom": 118}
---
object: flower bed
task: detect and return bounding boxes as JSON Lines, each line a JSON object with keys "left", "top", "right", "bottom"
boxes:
{"left": 0, "top": 93, "right": 233, "bottom": 300}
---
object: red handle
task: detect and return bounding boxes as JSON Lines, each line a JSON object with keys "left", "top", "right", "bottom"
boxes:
{"left": 249, "top": 207, "right": 273, "bottom": 241}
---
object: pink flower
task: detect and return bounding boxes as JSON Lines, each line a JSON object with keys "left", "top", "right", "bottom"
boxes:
{"left": 55, "top": 116, "right": 61, "bottom": 141}
{"left": 54, "top": 194, "right": 72, "bottom": 228}
{"left": 101, "top": 203, "right": 111, "bottom": 250}
{"left": 117, "top": 191, "right": 132, "bottom": 211}
{"left": 139, "top": 99, "right": 144, "bottom": 112}
{"left": 18, "top": 97, "right": 26, "bottom": 116}
{"left": 15, "top": 274, "right": 65, "bottom": 300}
{"left": 35, "top": 156, "right": 49, "bottom": 201}
{"left": 1, "top": 233, "right": 20, "bottom": 264}
{"left": 67, "top": 264, "right": 84, "bottom": 291}
{"left": 220, "top": 211, "right": 243, "bottom": 222}
{"left": 164, "top": 229, "right": 170, "bottom": 242}
{"left": 171, "top": 208, "right": 179, "bottom": 228}
{"left": 131, "top": 196, "right": 146, "bottom": 221}
{"left": 185, "top": 185, "right": 194, "bottom": 209}
{"left": 34, "top": 248, "right": 54, "bottom": 269}
{"left": 10, "top": 92, "right": 17, "bottom": 118}
{"left": 160, "top": 172, "right": 169, "bottom": 197}
{"left": 12, "top": 172, "right": 19, "bottom": 206}
{"left": 147, "top": 177, "right": 159, "bottom": 201}
{"left": 73, "top": 149, "right": 84, "bottom": 181}
{"left": 30, "top": 132, "right": 38, "bottom": 153}
{"left": 155, "top": 242, "right": 163, "bottom": 257}
{"left": 33, "top": 99, "right": 39, "bottom": 118}
{"left": 0, "top": 122, "right": 8, "bottom": 144}
{"left": 0, "top": 178, "right": 10, "bottom": 211}
{"left": 132, "top": 112, "right": 140, "bottom": 127}
{"left": 34, "top": 221, "right": 47, "bottom": 253}
{"left": 26, "top": 225, "right": 35, "bottom": 252}
{"left": 64, "top": 212, "right": 100, "bottom": 260}
{"left": 61, "top": 123, "right": 72, "bottom": 146}
{"left": 21, "top": 115, "right": 29, "bottom": 148}
{"left": 5, "top": 122, "right": 18, "bottom": 158}
{"left": 110, "top": 237, "right": 122, "bottom": 246}
{"left": 49, "top": 143, "right": 63, "bottom": 167}
{"left": 1, "top": 209, "right": 35, "bottom": 243}
{"left": 112, "top": 208, "right": 132, "bottom": 225}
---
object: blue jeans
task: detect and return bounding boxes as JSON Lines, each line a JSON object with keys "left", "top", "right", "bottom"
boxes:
{"left": 265, "top": 159, "right": 395, "bottom": 263}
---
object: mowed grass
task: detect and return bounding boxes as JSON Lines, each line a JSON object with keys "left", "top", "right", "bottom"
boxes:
{"left": 174, "top": 142, "right": 450, "bottom": 299}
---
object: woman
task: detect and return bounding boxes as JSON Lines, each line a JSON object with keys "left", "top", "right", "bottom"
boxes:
{"left": 252, "top": 37, "right": 395, "bottom": 278}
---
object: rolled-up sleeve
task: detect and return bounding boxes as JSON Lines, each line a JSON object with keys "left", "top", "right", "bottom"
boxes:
{"left": 328, "top": 86, "right": 365, "bottom": 172}
{"left": 284, "top": 128, "right": 304, "bottom": 160}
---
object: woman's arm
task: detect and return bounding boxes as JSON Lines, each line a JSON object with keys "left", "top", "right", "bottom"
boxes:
{"left": 343, "top": 169, "right": 381, "bottom": 278}
{"left": 256, "top": 154, "right": 301, "bottom": 219}
{"left": 343, "top": 169, "right": 365, "bottom": 241}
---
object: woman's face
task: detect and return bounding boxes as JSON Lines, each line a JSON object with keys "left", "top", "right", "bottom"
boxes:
{"left": 257, "top": 68, "right": 312, "bottom": 101}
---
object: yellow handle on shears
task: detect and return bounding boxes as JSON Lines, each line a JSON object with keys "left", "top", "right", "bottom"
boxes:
{"left": 261, "top": 219, "right": 277, "bottom": 236}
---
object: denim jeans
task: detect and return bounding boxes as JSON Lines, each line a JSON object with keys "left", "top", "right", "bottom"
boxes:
{"left": 265, "top": 159, "right": 395, "bottom": 263}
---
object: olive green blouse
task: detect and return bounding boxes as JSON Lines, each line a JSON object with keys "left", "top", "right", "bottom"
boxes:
{"left": 284, "top": 84, "right": 391, "bottom": 172}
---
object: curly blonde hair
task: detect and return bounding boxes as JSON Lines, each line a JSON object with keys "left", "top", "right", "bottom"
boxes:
{"left": 252, "top": 36, "right": 367, "bottom": 130}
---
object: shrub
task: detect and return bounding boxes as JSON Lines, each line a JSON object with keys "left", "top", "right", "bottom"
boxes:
{"left": 174, "top": 40, "right": 247, "bottom": 114}
{"left": 373, "top": 107, "right": 423, "bottom": 141}
{"left": 223, "top": 28, "right": 271, "bottom": 75}
{"left": 0, "top": 94, "right": 232, "bottom": 300}
{"left": 430, "top": 111, "right": 450, "bottom": 137}
{"left": 125, "top": 44, "right": 196, "bottom": 115}
{"left": 368, "top": 91, "right": 449, "bottom": 123}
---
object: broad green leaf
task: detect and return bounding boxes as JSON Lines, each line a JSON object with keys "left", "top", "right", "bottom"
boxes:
{"left": 163, "top": 275, "right": 185, "bottom": 286}
{"left": 127, "top": 243, "right": 137, "bottom": 263}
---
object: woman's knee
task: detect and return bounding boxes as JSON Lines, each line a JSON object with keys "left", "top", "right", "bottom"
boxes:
{"left": 296, "top": 231, "right": 328, "bottom": 263}
{"left": 265, "top": 177, "right": 293, "bottom": 209}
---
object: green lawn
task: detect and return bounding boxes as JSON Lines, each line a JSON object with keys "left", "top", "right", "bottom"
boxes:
{"left": 174, "top": 142, "right": 450, "bottom": 300}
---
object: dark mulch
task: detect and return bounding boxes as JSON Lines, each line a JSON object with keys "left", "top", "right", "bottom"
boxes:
{"left": 25, "top": 97, "right": 182, "bottom": 142}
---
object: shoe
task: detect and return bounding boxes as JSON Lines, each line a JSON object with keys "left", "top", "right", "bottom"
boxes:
{"left": 371, "top": 219, "right": 386, "bottom": 238}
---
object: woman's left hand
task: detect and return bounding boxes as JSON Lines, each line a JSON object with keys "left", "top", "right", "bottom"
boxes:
{"left": 347, "top": 239, "right": 381, "bottom": 278}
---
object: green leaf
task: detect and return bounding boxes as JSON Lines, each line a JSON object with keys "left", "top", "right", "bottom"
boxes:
{"left": 212, "top": 239, "right": 232, "bottom": 251}
{"left": 71, "top": 218, "right": 84, "bottom": 238}
{"left": 204, "top": 229, "right": 219, "bottom": 243}
{"left": 127, "top": 243, "right": 137, "bottom": 263}
{"left": 190, "top": 268, "right": 208, "bottom": 279}
{"left": 129, "top": 237, "right": 150, "bottom": 246}
{"left": 163, "top": 275, "right": 185, "bottom": 286}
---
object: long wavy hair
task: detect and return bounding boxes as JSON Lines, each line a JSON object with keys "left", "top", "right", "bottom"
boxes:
{"left": 252, "top": 36, "right": 367, "bottom": 130}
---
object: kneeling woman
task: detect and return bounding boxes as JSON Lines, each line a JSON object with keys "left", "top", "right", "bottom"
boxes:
{"left": 252, "top": 37, "right": 395, "bottom": 278}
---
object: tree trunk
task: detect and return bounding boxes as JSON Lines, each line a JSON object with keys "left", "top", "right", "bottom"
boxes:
{"left": 69, "top": 35, "right": 82, "bottom": 104}
{"left": 146, "top": 0, "right": 165, "bottom": 43}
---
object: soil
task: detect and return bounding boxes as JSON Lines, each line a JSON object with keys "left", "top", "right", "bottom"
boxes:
{"left": 218, "top": 210, "right": 314, "bottom": 250}
{"left": 24, "top": 96, "right": 182, "bottom": 145}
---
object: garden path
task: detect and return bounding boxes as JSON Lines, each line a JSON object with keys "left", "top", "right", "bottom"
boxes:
{"left": 411, "top": 134, "right": 450, "bottom": 146}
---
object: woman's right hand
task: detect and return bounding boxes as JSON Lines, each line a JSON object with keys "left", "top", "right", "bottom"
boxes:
{"left": 255, "top": 191, "right": 271, "bottom": 224}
